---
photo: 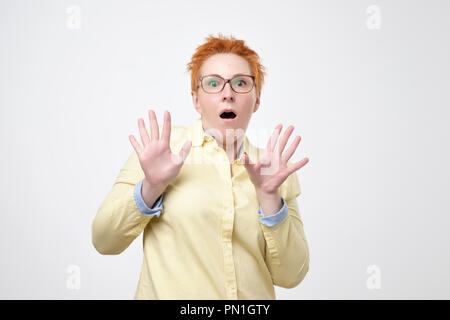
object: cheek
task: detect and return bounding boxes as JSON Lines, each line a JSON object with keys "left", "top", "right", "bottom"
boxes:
{"left": 242, "top": 94, "right": 256, "bottom": 105}
{"left": 200, "top": 96, "right": 219, "bottom": 110}
{"left": 242, "top": 97, "right": 257, "bottom": 111}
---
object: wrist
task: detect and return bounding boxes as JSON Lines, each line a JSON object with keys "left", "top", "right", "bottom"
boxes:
{"left": 141, "top": 179, "right": 167, "bottom": 208}
{"left": 255, "top": 188, "right": 282, "bottom": 216}
{"left": 143, "top": 178, "right": 168, "bottom": 193}
{"left": 255, "top": 187, "right": 279, "bottom": 198}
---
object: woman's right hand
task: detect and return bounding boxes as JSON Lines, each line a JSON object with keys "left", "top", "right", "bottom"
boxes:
{"left": 129, "top": 110, "right": 192, "bottom": 189}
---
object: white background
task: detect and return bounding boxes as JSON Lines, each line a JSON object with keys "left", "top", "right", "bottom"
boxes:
{"left": 1, "top": 0, "right": 449, "bottom": 299}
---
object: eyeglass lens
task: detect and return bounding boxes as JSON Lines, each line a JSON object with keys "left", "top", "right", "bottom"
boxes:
{"left": 201, "top": 75, "right": 254, "bottom": 93}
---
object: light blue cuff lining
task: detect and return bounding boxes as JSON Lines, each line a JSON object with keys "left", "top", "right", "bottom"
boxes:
{"left": 133, "top": 179, "right": 164, "bottom": 217}
{"left": 258, "top": 197, "right": 288, "bottom": 227}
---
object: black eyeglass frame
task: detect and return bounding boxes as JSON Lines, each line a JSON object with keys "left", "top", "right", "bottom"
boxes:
{"left": 197, "top": 74, "right": 256, "bottom": 94}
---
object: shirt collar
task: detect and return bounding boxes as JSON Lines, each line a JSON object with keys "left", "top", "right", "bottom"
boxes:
{"left": 203, "top": 130, "right": 245, "bottom": 159}
{"left": 188, "top": 117, "right": 259, "bottom": 165}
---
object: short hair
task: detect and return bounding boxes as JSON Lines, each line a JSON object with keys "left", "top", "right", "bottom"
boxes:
{"left": 187, "top": 33, "right": 266, "bottom": 98}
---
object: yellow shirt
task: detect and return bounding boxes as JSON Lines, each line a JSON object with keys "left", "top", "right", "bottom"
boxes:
{"left": 92, "top": 117, "right": 310, "bottom": 299}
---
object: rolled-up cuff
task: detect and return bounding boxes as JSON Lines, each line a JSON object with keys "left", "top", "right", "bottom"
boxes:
{"left": 133, "top": 179, "right": 164, "bottom": 217}
{"left": 258, "top": 197, "right": 288, "bottom": 227}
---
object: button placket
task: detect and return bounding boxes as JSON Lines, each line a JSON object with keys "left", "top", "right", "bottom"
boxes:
{"left": 218, "top": 150, "right": 238, "bottom": 299}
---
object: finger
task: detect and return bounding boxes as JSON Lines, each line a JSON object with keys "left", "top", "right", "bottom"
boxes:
{"left": 243, "top": 152, "right": 250, "bottom": 166}
{"left": 179, "top": 140, "right": 192, "bottom": 164}
{"left": 242, "top": 153, "right": 258, "bottom": 174}
{"left": 246, "top": 152, "right": 262, "bottom": 171}
{"left": 287, "top": 157, "right": 309, "bottom": 176}
{"left": 276, "top": 125, "right": 294, "bottom": 155}
{"left": 129, "top": 134, "right": 143, "bottom": 155}
{"left": 267, "top": 124, "right": 282, "bottom": 153}
{"left": 281, "top": 135, "right": 301, "bottom": 163}
{"left": 162, "top": 110, "right": 171, "bottom": 144}
{"left": 259, "top": 152, "right": 271, "bottom": 166}
{"left": 138, "top": 118, "right": 151, "bottom": 147}
{"left": 243, "top": 152, "right": 252, "bottom": 166}
{"left": 149, "top": 109, "right": 160, "bottom": 141}
{"left": 242, "top": 153, "right": 252, "bottom": 169}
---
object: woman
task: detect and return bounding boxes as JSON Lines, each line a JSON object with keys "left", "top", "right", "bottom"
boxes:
{"left": 92, "top": 34, "right": 310, "bottom": 300}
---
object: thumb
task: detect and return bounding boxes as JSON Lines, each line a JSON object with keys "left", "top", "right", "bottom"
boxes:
{"left": 242, "top": 152, "right": 251, "bottom": 167}
{"left": 242, "top": 152, "right": 257, "bottom": 177}
{"left": 179, "top": 140, "right": 192, "bottom": 164}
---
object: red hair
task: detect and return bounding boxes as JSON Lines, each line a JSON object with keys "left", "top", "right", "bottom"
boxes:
{"left": 187, "top": 33, "right": 266, "bottom": 98}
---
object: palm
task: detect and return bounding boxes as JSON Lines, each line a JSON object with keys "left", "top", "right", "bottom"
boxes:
{"left": 243, "top": 124, "right": 309, "bottom": 194}
{"left": 129, "top": 110, "right": 191, "bottom": 187}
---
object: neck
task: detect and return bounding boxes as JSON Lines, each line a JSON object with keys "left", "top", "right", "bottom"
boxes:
{"left": 202, "top": 123, "right": 244, "bottom": 163}
{"left": 220, "top": 136, "right": 244, "bottom": 163}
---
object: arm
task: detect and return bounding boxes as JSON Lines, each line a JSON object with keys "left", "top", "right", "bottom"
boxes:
{"left": 91, "top": 151, "right": 165, "bottom": 255}
{"left": 92, "top": 110, "right": 191, "bottom": 255}
{"left": 242, "top": 124, "right": 310, "bottom": 288}
{"left": 258, "top": 197, "right": 288, "bottom": 227}
{"left": 134, "top": 179, "right": 164, "bottom": 216}
{"left": 258, "top": 172, "right": 310, "bottom": 288}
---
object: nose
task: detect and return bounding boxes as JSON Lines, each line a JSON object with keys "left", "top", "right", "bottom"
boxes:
{"left": 221, "top": 82, "right": 235, "bottom": 102}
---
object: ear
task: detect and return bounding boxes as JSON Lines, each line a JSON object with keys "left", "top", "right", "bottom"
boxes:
{"left": 253, "top": 94, "right": 260, "bottom": 113}
{"left": 191, "top": 90, "right": 201, "bottom": 114}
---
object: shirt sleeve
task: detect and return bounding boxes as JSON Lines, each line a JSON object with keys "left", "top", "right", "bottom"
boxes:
{"left": 259, "top": 168, "right": 310, "bottom": 289}
{"left": 133, "top": 179, "right": 164, "bottom": 216}
{"left": 258, "top": 197, "right": 288, "bottom": 226}
{"left": 92, "top": 151, "right": 162, "bottom": 255}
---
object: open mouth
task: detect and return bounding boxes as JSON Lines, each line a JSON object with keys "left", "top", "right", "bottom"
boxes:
{"left": 220, "top": 111, "right": 237, "bottom": 119}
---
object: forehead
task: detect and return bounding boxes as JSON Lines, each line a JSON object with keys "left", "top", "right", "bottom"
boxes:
{"left": 200, "top": 53, "right": 252, "bottom": 78}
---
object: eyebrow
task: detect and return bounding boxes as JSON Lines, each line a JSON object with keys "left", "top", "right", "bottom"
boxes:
{"left": 204, "top": 73, "right": 253, "bottom": 78}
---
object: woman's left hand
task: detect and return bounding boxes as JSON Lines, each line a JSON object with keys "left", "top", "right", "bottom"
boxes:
{"left": 242, "top": 124, "right": 309, "bottom": 195}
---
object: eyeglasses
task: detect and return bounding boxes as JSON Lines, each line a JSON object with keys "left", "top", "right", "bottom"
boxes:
{"left": 198, "top": 74, "right": 256, "bottom": 94}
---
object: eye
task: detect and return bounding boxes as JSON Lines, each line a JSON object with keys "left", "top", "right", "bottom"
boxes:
{"left": 232, "top": 77, "right": 247, "bottom": 86}
{"left": 204, "top": 76, "right": 221, "bottom": 87}
{"left": 208, "top": 80, "right": 218, "bottom": 87}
